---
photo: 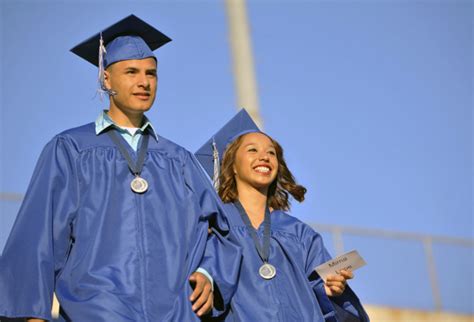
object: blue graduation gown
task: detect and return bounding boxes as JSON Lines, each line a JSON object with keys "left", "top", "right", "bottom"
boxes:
{"left": 0, "top": 123, "right": 241, "bottom": 321}
{"left": 219, "top": 203, "right": 370, "bottom": 322}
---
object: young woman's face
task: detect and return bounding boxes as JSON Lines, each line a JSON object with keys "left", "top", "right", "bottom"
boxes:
{"left": 233, "top": 132, "right": 279, "bottom": 192}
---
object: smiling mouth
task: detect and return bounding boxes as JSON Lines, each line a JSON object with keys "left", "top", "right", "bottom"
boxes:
{"left": 254, "top": 166, "right": 271, "bottom": 174}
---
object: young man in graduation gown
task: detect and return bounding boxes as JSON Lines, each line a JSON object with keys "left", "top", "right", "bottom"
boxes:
{"left": 0, "top": 15, "right": 241, "bottom": 322}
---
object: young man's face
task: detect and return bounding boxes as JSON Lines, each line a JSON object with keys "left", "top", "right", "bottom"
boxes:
{"left": 104, "top": 57, "right": 157, "bottom": 116}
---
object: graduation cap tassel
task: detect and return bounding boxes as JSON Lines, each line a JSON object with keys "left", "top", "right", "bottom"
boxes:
{"left": 212, "top": 138, "right": 220, "bottom": 191}
{"left": 97, "top": 33, "right": 116, "bottom": 98}
{"left": 97, "top": 33, "right": 107, "bottom": 99}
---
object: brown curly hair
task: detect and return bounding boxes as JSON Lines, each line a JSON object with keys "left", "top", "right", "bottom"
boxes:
{"left": 218, "top": 132, "right": 307, "bottom": 211}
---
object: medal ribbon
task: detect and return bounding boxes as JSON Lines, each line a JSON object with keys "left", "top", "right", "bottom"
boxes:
{"left": 107, "top": 129, "right": 149, "bottom": 176}
{"left": 234, "top": 200, "right": 271, "bottom": 263}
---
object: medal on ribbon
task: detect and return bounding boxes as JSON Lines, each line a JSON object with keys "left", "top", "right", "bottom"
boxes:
{"left": 107, "top": 129, "right": 150, "bottom": 194}
{"left": 235, "top": 201, "right": 276, "bottom": 280}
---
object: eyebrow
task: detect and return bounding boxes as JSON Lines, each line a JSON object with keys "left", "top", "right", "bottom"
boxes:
{"left": 123, "top": 67, "right": 157, "bottom": 72}
{"left": 243, "top": 143, "right": 275, "bottom": 149}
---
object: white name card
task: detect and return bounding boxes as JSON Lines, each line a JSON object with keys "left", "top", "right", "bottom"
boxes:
{"left": 315, "top": 250, "right": 367, "bottom": 282}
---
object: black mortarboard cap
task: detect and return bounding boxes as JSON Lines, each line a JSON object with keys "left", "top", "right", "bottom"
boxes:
{"left": 70, "top": 14, "right": 171, "bottom": 67}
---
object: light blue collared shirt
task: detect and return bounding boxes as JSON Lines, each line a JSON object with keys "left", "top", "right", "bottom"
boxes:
{"left": 95, "top": 110, "right": 158, "bottom": 151}
{"left": 94, "top": 110, "right": 213, "bottom": 288}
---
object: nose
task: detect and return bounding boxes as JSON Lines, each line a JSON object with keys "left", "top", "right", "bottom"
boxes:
{"left": 259, "top": 152, "right": 270, "bottom": 161}
{"left": 137, "top": 73, "right": 150, "bottom": 89}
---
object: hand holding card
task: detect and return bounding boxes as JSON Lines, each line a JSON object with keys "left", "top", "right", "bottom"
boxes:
{"left": 315, "top": 250, "right": 367, "bottom": 282}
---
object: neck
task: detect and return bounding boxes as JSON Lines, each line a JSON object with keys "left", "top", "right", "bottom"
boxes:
{"left": 237, "top": 183, "right": 268, "bottom": 228}
{"left": 108, "top": 106, "right": 143, "bottom": 128}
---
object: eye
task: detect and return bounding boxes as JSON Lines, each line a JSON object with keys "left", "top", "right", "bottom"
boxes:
{"left": 268, "top": 150, "right": 276, "bottom": 156}
{"left": 146, "top": 71, "right": 157, "bottom": 78}
{"left": 247, "top": 148, "right": 257, "bottom": 152}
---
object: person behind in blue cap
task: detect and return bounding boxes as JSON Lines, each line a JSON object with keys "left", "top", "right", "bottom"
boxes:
{"left": 0, "top": 15, "right": 241, "bottom": 322}
{"left": 195, "top": 109, "right": 370, "bottom": 321}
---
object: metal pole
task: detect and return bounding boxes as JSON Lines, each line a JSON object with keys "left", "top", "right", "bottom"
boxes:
{"left": 423, "top": 237, "right": 443, "bottom": 311}
{"left": 224, "top": 0, "right": 263, "bottom": 129}
{"left": 0, "top": 192, "right": 24, "bottom": 202}
{"left": 332, "top": 227, "right": 345, "bottom": 256}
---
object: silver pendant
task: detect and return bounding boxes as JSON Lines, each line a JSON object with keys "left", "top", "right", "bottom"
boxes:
{"left": 131, "top": 176, "right": 148, "bottom": 194}
{"left": 259, "top": 263, "right": 276, "bottom": 280}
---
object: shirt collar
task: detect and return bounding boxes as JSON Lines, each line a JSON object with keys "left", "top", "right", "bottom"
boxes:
{"left": 95, "top": 110, "right": 157, "bottom": 139}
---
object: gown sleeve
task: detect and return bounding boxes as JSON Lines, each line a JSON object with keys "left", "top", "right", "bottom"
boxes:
{"left": 302, "top": 225, "right": 370, "bottom": 322}
{"left": 182, "top": 152, "right": 242, "bottom": 315}
{"left": 0, "top": 136, "right": 79, "bottom": 320}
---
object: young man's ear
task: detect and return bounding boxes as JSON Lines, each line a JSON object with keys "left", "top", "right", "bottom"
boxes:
{"left": 103, "top": 70, "right": 111, "bottom": 90}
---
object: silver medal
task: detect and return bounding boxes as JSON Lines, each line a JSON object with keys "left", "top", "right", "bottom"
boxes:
{"left": 259, "top": 262, "right": 276, "bottom": 280}
{"left": 131, "top": 176, "right": 148, "bottom": 194}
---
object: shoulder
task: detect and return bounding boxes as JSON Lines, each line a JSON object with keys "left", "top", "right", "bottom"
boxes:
{"left": 52, "top": 123, "right": 104, "bottom": 153}
{"left": 37, "top": 123, "right": 95, "bottom": 155}
{"left": 148, "top": 134, "right": 191, "bottom": 162}
{"left": 220, "top": 202, "right": 245, "bottom": 226}
{"left": 222, "top": 202, "right": 238, "bottom": 214}
{"left": 151, "top": 134, "right": 186, "bottom": 153}
{"left": 271, "top": 210, "right": 306, "bottom": 229}
{"left": 271, "top": 210, "right": 322, "bottom": 242}
{"left": 57, "top": 122, "right": 95, "bottom": 137}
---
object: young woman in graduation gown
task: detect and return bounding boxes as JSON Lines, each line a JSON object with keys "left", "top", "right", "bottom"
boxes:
{"left": 195, "top": 110, "right": 370, "bottom": 322}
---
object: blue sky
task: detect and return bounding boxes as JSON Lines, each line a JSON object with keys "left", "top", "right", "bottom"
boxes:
{"left": 1, "top": 0, "right": 472, "bottom": 314}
